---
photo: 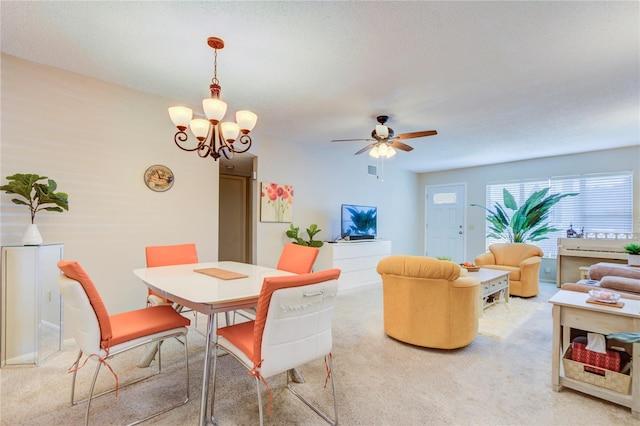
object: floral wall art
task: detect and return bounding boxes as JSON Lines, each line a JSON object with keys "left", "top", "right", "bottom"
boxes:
{"left": 260, "top": 182, "right": 293, "bottom": 222}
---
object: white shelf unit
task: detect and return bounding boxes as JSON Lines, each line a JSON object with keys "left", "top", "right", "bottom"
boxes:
{"left": 315, "top": 240, "right": 391, "bottom": 292}
{"left": 1, "top": 244, "right": 64, "bottom": 366}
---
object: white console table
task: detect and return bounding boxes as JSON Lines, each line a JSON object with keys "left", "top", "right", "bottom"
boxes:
{"left": 315, "top": 240, "right": 391, "bottom": 292}
{"left": 1, "top": 244, "right": 63, "bottom": 366}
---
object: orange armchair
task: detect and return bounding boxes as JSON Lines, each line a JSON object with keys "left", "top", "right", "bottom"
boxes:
{"left": 474, "top": 243, "right": 543, "bottom": 297}
{"left": 377, "top": 256, "right": 481, "bottom": 349}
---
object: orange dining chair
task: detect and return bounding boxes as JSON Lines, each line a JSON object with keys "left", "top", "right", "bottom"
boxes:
{"left": 234, "top": 243, "right": 320, "bottom": 324}
{"left": 210, "top": 268, "right": 341, "bottom": 426}
{"left": 145, "top": 243, "right": 199, "bottom": 306}
{"left": 138, "top": 243, "right": 200, "bottom": 368}
{"left": 276, "top": 243, "right": 320, "bottom": 274}
{"left": 57, "top": 260, "right": 190, "bottom": 426}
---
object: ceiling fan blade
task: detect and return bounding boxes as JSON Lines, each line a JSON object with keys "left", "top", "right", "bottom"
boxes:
{"left": 394, "top": 130, "right": 438, "bottom": 140}
{"left": 389, "top": 141, "right": 414, "bottom": 152}
{"left": 331, "top": 138, "right": 375, "bottom": 142}
{"left": 354, "top": 143, "right": 376, "bottom": 155}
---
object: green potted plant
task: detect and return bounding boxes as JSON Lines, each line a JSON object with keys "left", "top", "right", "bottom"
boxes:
{"left": 624, "top": 243, "right": 640, "bottom": 266}
{"left": 471, "top": 187, "right": 577, "bottom": 243}
{"left": 285, "top": 224, "right": 324, "bottom": 247}
{"left": 0, "top": 173, "right": 69, "bottom": 245}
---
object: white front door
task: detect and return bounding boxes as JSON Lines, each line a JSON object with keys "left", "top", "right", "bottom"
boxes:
{"left": 425, "top": 183, "right": 466, "bottom": 263}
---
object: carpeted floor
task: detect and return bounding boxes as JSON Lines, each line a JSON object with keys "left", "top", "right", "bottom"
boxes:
{"left": 1, "top": 281, "right": 638, "bottom": 425}
{"left": 479, "top": 296, "right": 544, "bottom": 340}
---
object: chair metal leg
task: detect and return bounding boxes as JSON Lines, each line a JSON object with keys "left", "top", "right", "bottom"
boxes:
{"left": 71, "top": 332, "right": 189, "bottom": 425}
{"left": 70, "top": 349, "right": 83, "bottom": 406}
{"left": 256, "top": 376, "right": 265, "bottom": 426}
{"left": 286, "top": 356, "right": 338, "bottom": 426}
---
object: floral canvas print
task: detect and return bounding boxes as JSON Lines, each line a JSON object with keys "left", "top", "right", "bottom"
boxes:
{"left": 260, "top": 182, "right": 293, "bottom": 222}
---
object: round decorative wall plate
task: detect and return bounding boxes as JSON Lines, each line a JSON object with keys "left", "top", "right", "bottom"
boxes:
{"left": 144, "top": 164, "right": 174, "bottom": 192}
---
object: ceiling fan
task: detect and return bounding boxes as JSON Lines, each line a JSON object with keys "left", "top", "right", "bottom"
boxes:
{"left": 331, "top": 115, "right": 437, "bottom": 158}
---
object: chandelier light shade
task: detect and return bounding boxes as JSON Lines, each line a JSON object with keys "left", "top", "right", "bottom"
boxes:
{"left": 169, "top": 37, "right": 257, "bottom": 160}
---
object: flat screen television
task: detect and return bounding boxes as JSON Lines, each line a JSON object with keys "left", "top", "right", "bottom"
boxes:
{"left": 341, "top": 204, "right": 377, "bottom": 240}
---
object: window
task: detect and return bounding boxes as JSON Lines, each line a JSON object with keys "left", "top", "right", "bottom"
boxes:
{"left": 484, "top": 172, "right": 633, "bottom": 258}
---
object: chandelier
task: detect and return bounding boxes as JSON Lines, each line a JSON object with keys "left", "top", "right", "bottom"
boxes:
{"left": 168, "top": 37, "right": 257, "bottom": 160}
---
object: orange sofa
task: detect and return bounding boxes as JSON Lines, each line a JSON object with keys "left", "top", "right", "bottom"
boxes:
{"left": 474, "top": 243, "right": 543, "bottom": 297}
{"left": 377, "top": 256, "right": 481, "bottom": 349}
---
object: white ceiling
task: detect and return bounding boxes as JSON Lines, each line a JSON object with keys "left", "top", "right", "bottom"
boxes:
{"left": 1, "top": 1, "right": 638, "bottom": 173}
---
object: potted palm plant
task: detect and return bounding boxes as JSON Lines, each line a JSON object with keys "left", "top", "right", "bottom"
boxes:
{"left": 0, "top": 173, "right": 69, "bottom": 245}
{"left": 471, "top": 187, "right": 578, "bottom": 243}
{"left": 624, "top": 243, "right": 640, "bottom": 266}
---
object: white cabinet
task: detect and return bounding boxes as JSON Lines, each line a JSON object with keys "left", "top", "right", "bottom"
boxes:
{"left": 1, "top": 244, "right": 63, "bottom": 366}
{"left": 315, "top": 240, "right": 391, "bottom": 292}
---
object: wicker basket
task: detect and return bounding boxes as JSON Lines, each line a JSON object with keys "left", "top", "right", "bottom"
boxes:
{"left": 461, "top": 265, "right": 480, "bottom": 272}
{"left": 562, "top": 347, "right": 631, "bottom": 394}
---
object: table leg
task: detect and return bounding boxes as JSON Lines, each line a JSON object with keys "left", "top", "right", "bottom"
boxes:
{"left": 199, "top": 313, "right": 216, "bottom": 426}
{"left": 632, "top": 342, "right": 640, "bottom": 419}
{"left": 551, "top": 305, "right": 562, "bottom": 392}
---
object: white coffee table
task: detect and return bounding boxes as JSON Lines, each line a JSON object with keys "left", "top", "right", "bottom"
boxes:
{"left": 466, "top": 268, "right": 510, "bottom": 309}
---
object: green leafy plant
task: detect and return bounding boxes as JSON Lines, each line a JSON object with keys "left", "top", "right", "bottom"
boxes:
{"left": 0, "top": 173, "right": 69, "bottom": 224}
{"left": 471, "top": 187, "right": 577, "bottom": 243}
{"left": 624, "top": 244, "right": 640, "bottom": 255}
{"left": 285, "top": 223, "right": 324, "bottom": 247}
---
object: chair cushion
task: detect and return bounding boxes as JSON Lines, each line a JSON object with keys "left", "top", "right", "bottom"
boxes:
{"left": 58, "top": 260, "right": 113, "bottom": 345}
{"left": 109, "top": 305, "right": 191, "bottom": 347}
{"left": 599, "top": 276, "right": 640, "bottom": 294}
{"left": 216, "top": 320, "right": 255, "bottom": 360}
{"left": 589, "top": 263, "right": 640, "bottom": 281}
{"left": 376, "top": 256, "right": 461, "bottom": 281}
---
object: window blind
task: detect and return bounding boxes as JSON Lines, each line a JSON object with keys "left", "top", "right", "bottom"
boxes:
{"left": 484, "top": 172, "right": 633, "bottom": 258}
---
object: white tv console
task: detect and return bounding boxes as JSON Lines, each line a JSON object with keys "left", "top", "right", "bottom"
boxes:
{"left": 315, "top": 239, "right": 391, "bottom": 292}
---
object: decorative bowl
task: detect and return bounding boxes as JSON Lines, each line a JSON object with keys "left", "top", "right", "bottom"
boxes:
{"left": 588, "top": 289, "right": 621, "bottom": 303}
{"left": 460, "top": 264, "right": 480, "bottom": 272}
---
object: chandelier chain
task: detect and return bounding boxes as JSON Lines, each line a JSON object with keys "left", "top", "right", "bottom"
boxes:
{"left": 212, "top": 48, "right": 219, "bottom": 86}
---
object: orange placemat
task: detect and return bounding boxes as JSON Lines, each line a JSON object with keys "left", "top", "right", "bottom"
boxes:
{"left": 194, "top": 268, "right": 248, "bottom": 280}
{"left": 586, "top": 297, "right": 625, "bottom": 308}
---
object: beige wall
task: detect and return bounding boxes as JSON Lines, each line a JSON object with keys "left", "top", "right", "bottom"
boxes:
{"left": 1, "top": 54, "right": 423, "bottom": 339}
{"left": 419, "top": 145, "right": 640, "bottom": 276}
{"left": 1, "top": 54, "right": 218, "bottom": 317}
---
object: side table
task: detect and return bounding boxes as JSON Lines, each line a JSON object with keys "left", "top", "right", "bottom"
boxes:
{"left": 549, "top": 290, "right": 640, "bottom": 418}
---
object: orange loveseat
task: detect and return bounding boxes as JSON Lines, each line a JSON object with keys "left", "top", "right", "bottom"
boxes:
{"left": 377, "top": 256, "right": 481, "bottom": 349}
{"left": 474, "top": 243, "right": 543, "bottom": 297}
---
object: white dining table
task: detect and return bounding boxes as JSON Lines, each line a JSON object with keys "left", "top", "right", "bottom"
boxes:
{"left": 133, "top": 261, "right": 293, "bottom": 426}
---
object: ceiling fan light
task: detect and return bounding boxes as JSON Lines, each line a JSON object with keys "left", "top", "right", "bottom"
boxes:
{"left": 203, "top": 98, "right": 227, "bottom": 124}
{"left": 386, "top": 146, "right": 397, "bottom": 158}
{"left": 168, "top": 106, "right": 193, "bottom": 130}
{"left": 378, "top": 143, "right": 389, "bottom": 157}
{"left": 189, "top": 118, "right": 210, "bottom": 141}
{"left": 236, "top": 110, "right": 257, "bottom": 134}
{"left": 375, "top": 124, "right": 389, "bottom": 139}
{"left": 369, "top": 146, "right": 380, "bottom": 158}
{"left": 221, "top": 121, "right": 240, "bottom": 143}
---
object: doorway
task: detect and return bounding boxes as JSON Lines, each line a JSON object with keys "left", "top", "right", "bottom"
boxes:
{"left": 425, "top": 183, "right": 466, "bottom": 263}
{"left": 218, "top": 154, "right": 256, "bottom": 263}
